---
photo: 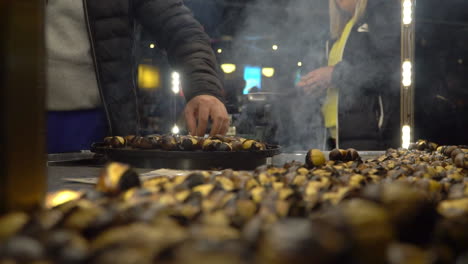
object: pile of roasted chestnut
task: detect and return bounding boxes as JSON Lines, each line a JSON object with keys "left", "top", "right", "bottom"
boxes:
{"left": 102, "top": 135, "right": 267, "bottom": 152}
{"left": 1, "top": 141, "right": 468, "bottom": 264}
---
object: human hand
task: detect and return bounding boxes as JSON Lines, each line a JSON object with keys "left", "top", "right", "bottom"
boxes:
{"left": 297, "top": 66, "right": 334, "bottom": 96}
{"left": 184, "top": 95, "right": 229, "bottom": 136}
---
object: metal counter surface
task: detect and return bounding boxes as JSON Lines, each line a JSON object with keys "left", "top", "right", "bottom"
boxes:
{"left": 47, "top": 151, "right": 386, "bottom": 192}
{"left": 271, "top": 151, "right": 386, "bottom": 166}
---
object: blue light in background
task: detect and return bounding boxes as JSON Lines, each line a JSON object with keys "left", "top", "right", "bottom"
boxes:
{"left": 243, "top": 66, "right": 262, "bottom": 94}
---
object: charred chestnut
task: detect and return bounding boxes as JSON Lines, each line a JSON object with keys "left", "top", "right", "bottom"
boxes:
{"left": 345, "top": 148, "right": 360, "bottom": 161}
{"left": 231, "top": 140, "right": 243, "bottom": 151}
{"left": 146, "top": 134, "right": 162, "bottom": 148}
{"left": 179, "top": 136, "right": 199, "bottom": 151}
{"left": 161, "top": 135, "right": 178, "bottom": 150}
{"left": 329, "top": 149, "right": 343, "bottom": 161}
{"left": 132, "top": 136, "right": 153, "bottom": 149}
{"left": 216, "top": 142, "right": 233, "bottom": 152}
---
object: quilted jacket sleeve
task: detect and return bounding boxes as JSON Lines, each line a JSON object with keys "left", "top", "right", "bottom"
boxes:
{"left": 133, "top": 0, "right": 223, "bottom": 102}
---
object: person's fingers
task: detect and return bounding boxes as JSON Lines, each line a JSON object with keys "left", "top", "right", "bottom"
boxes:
{"left": 297, "top": 71, "right": 317, "bottom": 86}
{"left": 301, "top": 77, "right": 319, "bottom": 91}
{"left": 209, "top": 111, "right": 222, "bottom": 136}
{"left": 184, "top": 106, "right": 197, "bottom": 136}
{"left": 302, "top": 70, "right": 317, "bottom": 80}
{"left": 298, "top": 74, "right": 316, "bottom": 87}
{"left": 219, "top": 115, "right": 230, "bottom": 135}
{"left": 196, "top": 105, "right": 210, "bottom": 137}
{"left": 215, "top": 105, "right": 230, "bottom": 136}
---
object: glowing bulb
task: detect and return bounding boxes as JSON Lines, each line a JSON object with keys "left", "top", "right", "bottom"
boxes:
{"left": 149, "top": 43, "right": 155, "bottom": 49}
{"left": 402, "top": 60, "right": 412, "bottom": 87}
{"left": 171, "top": 71, "right": 180, "bottom": 94}
{"left": 172, "top": 125, "right": 180, "bottom": 134}
{"left": 272, "top": 45, "right": 278, "bottom": 51}
{"left": 403, "top": 0, "right": 413, "bottom": 25}
{"left": 297, "top": 61, "right": 303, "bottom": 67}
{"left": 221, "top": 64, "right": 236, "bottom": 74}
{"left": 217, "top": 49, "right": 223, "bottom": 54}
{"left": 402, "top": 125, "right": 411, "bottom": 149}
{"left": 262, "top": 67, "right": 275, "bottom": 78}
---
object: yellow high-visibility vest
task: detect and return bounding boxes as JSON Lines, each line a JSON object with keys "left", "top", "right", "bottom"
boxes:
{"left": 321, "top": 17, "right": 357, "bottom": 139}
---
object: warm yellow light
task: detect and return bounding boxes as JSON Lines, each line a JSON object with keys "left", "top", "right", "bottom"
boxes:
{"left": 46, "top": 190, "right": 81, "bottom": 208}
{"left": 138, "top": 64, "right": 161, "bottom": 90}
{"left": 217, "top": 49, "right": 223, "bottom": 54}
{"left": 262, "top": 67, "right": 275, "bottom": 78}
{"left": 272, "top": 45, "right": 278, "bottom": 51}
{"left": 402, "top": 125, "right": 411, "bottom": 149}
{"left": 149, "top": 43, "right": 155, "bottom": 49}
{"left": 221, "top": 64, "right": 236, "bottom": 74}
{"left": 402, "top": 60, "right": 412, "bottom": 87}
{"left": 297, "top": 61, "right": 303, "bottom": 67}
{"left": 403, "top": 0, "right": 413, "bottom": 25}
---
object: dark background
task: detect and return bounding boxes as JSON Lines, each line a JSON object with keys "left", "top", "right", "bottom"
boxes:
{"left": 414, "top": 0, "right": 468, "bottom": 145}
{"left": 139, "top": 0, "right": 467, "bottom": 147}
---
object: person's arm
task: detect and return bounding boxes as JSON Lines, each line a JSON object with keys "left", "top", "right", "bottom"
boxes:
{"left": 133, "top": 0, "right": 222, "bottom": 101}
{"left": 133, "top": 0, "right": 229, "bottom": 136}
{"left": 332, "top": 0, "right": 400, "bottom": 94}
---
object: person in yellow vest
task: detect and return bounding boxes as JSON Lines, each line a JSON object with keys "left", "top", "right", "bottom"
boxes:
{"left": 298, "top": 0, "right": 400, "bottom": 150}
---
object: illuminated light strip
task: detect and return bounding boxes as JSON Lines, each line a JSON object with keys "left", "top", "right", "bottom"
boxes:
{"left": 402, "top": 60, "right": 412, "bottom": 87}
{"left": 171, "top": 71, "right": 180, "bottom": 94}
{"left": 403, "top": 0, "right": 413, "bottom": 25}
{"left": 402, "top": 125, "right": 411, "bottom": 149}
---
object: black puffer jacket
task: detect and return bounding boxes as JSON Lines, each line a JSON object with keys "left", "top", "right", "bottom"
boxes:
{"left": 331, "top": 0, "right": 401, "bottom": 150}
{"left": 83, "top": 0, "right": 223, "bottom": 136}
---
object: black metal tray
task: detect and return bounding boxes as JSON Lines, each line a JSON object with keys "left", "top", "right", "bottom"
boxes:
{"left": 91, "top": 143, "right": 281, "bottom": 170}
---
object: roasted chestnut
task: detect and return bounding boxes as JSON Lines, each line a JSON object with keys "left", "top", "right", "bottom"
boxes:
{"left": 202, "top": 139, "right": 222, "bottom": 151}
{"left": 306, "top": 149, "right": 326, "bottom": 168}
{"left": 132, "top": 136, "right": 153, "bottom": 149}
{"left": 216, "top": 142, "right": 233, "bottom": 152}
{"left": 344, "top": 148, "right": 360, "bottom": 161}
{"left": 96, "top": 162, "right": 141, "bottom": 195}
{"left": 104, "top": 136, "right": 126, "bottom": 148}
{"left": 242, "top": 139, "right": 265, "bottom": 151}
{"left": 124, "top": 135, "right": 137, "bottom": 147}
{"left": 231, "top": 140, "right": 243, "bottom": 151}
{"left": 146, "top": 134, "right": 162, "bottom": 148}
{"left": 329, "top": 149, "right": 343, "bottom": 161}
{"left": 179, "top": 136, "right": 199, "bottom": 151}
{"left": 161, "top": 135, "right": 178, "bottom": 150}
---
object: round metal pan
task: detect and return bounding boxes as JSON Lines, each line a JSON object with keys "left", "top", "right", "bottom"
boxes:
{"left": 91, "top": 143, "right": 281, "bottom": 170}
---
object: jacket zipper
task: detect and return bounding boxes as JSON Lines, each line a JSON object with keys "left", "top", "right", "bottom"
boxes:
{"left": 82, "top": 0, "right": 114, "bottom": 135}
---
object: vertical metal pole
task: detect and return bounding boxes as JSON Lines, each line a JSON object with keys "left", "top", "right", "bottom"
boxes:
{"left": 0, "top": 0, "right": 47, "bottom": 213}
{"left": 400, "top": 0, "right": 416, "bottom": 148}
